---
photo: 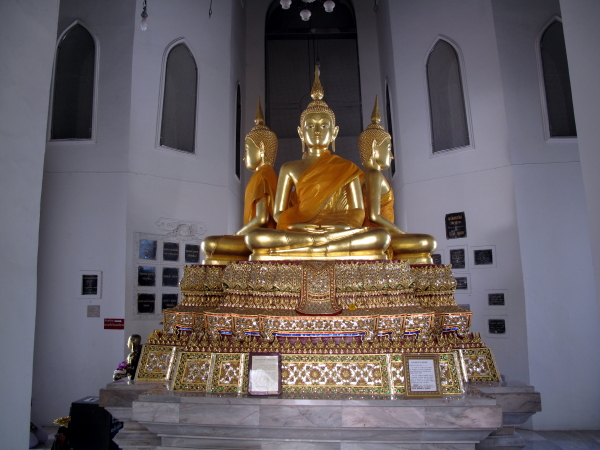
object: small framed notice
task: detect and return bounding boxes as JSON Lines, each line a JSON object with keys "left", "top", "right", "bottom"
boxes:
{"left": 248, "top": 352, "right": 281, "bottom": 395}
{"left": 403, "top": 355, "right": 442, "bottom": 397}
{"left": 79, "top": 271, "right": 102, "bottom": 299}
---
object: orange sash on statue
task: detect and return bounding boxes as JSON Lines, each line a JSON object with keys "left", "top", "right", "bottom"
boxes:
{"left": 277, "top": 150, "right": 364, "bottom": 230}
{"left": 363, "top": 189, "right": 395, "bottom": 228}
{"left": 243, "top": 165, "right": 278, "bottom": 228}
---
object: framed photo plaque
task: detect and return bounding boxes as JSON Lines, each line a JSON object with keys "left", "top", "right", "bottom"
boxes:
{"left": 403, "top": 355, "right": 442, "bottom": 397}
{"left": 248, "top": 352, "right": 281, "bottom": 395}
{"left": 79, "top": 270, "right": 102, "bottom": 299}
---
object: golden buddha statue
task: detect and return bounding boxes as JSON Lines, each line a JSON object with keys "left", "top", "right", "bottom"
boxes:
{"left": 201, "top": 99, "right": 278, "bottom": 264}
{"left": 359, "top": 96, "right": 437, "bottom": 264}
{"left": 245, "top": 68, "right": 390, "bottom": 260}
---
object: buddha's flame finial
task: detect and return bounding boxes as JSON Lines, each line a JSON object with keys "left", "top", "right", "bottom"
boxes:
{"left": 255, "top": 97, "right": 265, "bottom": 126}
{"left": 311, "top": 66, "right": 324, "bottom": 101}
{"left": 371, "top": 95, "right": 381, "bottom": 125}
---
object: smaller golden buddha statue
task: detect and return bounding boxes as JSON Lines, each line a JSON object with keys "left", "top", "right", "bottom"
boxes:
{"left": 201, "top": 99, "right": 278, "bottom": 264}
{"left": 245, "top": 68, "right": 390, "bottom": 260}
{"left": 359, "top": 96, "right": 437, "bottom": 264}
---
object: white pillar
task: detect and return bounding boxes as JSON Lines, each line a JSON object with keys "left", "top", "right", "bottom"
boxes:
{"left": 560, "top": 0, "right": 600, "bottom": 320}
{"left": 0, "top": 1, "right": 59, "bottom": 447}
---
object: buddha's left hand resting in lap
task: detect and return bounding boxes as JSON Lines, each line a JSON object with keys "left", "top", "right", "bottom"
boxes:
{"left": 201, "top": 99, "right": 278, "bottom": 264}
{"left": 245, "top": 68, "right": 390, "bottom": 260}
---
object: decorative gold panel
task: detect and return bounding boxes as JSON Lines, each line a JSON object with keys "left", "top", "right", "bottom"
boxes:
{"left": 208, "top": 353, "right": 247, "bottom": 394}
{"left": 135, "top": 345, "right": 176, "bottom": 381}
{"left": 438, "top": 352, "right": 464, "bottom": 395}
{"left": 172, "top": 352, "right": 213, "bottom": 391}
{"left": 281, "top": 354, "right": 390, "bottom": 395}
{"left": 461, "top": 347, "right": 501, "bottom": 383}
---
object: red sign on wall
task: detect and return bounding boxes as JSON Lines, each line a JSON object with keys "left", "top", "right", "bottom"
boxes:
{"left": 104, "top": 318, "right": 124, "bottom": 330}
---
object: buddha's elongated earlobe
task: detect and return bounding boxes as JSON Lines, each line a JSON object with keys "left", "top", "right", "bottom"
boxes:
{"left": 331, "top": 139, "right": 335, "bottom": 153}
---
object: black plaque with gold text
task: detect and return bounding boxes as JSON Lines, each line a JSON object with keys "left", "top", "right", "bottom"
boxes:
{"left": 137, "top": 293, "right": 155, "bottom": 313}
{"left": 431, "top": 254, "right": 442, "bottom": 265}
{"left": 139, "top": 240, "right": 157, "bottom": 260}
{"left": 455, "top": 277, "right": 468, "bottom": 290}
{"left": 185, "top": 244, "right": 200, "bottom": 263}
{"left": 450, "top": 249, "right": 466, "bottom": 269}
{"left": 474, "top": 249, "right": 493, "bottom": 265}
{"left": 488, "top": 293, "right": 505, "bottom": 306}
{"left": 488, "top": 319, "right": 506, "bottom": 334}
{"left": 81, "top": 274, "right": 98, "bottom": 296}
{"left": 138, "top": 266, "right": 155, "bottom": 286}
{"left": 162, "top": 267, "right": 179, "bottom": 287}
{"left": 162, "top": 293, "right": 178, "bottom": 310}
{"left": 445, "top": 212, "right": 467, "bottom": 239}
{"left": 163, "top": 242, "right": 179, "bottom": 261}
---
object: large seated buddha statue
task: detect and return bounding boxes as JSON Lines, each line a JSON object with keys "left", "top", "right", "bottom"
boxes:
{"left": 359, "top": 96, "right": 437, "bottom": 264}
{"left": 201, "top": 99, "right": 278, "bottom": 264}
{"left": 245, "top": 68, "right": 390, "bottom": 260}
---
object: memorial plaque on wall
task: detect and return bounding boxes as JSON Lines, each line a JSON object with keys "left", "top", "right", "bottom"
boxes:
{"left": 488, "top": 293, "right": 505, "bottom": 306}
{"left": 431, "top": 253, "right": 442, "bottom": 265}
{"left": 455, "top": 277, "right": 468, "bottom": 290}
{"left": 137, "top": 294, "right": 155, "bottom": 313}
{"left": 449, "top": 249, "right": 466, "bottom": 269}
{"left": 163, "top": 242, "right": 179, "bottom": 261}
{"left": 138, "top": 266, "right": 155, "bottom": 286}
{"left": 162, "top": 267, "right": 179, "bottom": 287}
{"left": 139, "top": 240, "right": 157, "bottom": 260}
{"left": 474, "top": 249, "right": 493, "bottom": 265}
{"left": 445, "top": 212, "right": 467, "bottom": 239}
{"left": 162, "top": 293, "right": 178, "bottom": 310}
{"left": 81, "top": 274, "right": 98, "bottom": 296}
{"left": 185, "top": 244, "right": 200, "bottom": 263}
{"left": 488, "top": 319, "right": 506, "bottom": 334}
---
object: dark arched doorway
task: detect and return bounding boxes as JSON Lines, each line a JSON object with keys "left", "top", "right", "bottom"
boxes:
{"left": 265, "top": 0, "right": 362, "bottom": 169}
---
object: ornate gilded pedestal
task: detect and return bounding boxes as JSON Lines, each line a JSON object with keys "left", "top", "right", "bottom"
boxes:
{"left": 135, "top": 261, "right": 500, "bottom": 395}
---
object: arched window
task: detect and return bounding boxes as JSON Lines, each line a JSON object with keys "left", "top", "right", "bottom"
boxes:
{"left": 51, "top": 23, "right": 95, "bottom": 140}
{"left": 160, "top": 43, "right": 198, "bottom": 153}
{"left": 385, "top": 83, "right": 396, "bottom": 176}
{"left": 426, "top": 39, "right": 470, "bottom": 154}
{"left": 540, "top": 20, "right": 576, "bottom": 137}
{"left": 235, "top": 84, "right": 242, "bottom": 179}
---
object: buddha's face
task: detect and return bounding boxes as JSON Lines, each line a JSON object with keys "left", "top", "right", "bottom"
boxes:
{"left": 372, "top": 137, "right": 393, "bottom": 169}
{"left": 244, "top": 138, "right": 263, "bottom": 171}
{"left": 299, "top": 112, "right": 339, "bottom": 150}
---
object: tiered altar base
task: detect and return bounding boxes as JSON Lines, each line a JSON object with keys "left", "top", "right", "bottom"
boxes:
{"left": 135, "top": 261, "right": 500, "bottom": 394}
{"left": 100, "top": 379, "right": 540, "bottom": 450}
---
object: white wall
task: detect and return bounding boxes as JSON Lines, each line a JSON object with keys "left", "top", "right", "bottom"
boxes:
{"left": 125, "top": 0, "right": 242, "bottom": 340}
{"left": 33, "top": 0, "right": 244, "bottom": 424}
{"left": 560, "top": 0, "right": 600, "bottom": 322}
{"left": 557, "top": 0, "right": 600, "bottom": 428}
{"left": 382, "top": 0, "right": 530, "bottom": 385}
{"left": 0, "top": 1, "right": 59, "bottom": 446}
{"left": 33, "top": 0, "right": 135, "bottom": 424}
{"left": 492, "top": 0, "right": 599, "bottom": 429}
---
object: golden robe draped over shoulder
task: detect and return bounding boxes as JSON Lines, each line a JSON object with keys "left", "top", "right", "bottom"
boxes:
{"left": 243, "top": 165, "right": 278, "bottom": 228}
{"left": 363, "top": 189, "right": 394, "bottom": 228}
{"left": 277, "top": 150, "right": 365, "bottom": 230}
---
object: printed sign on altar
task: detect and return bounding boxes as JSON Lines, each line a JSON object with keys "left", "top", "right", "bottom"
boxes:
{"left": 248, "top": 352, "right": 281, "bottom": 395}
{"left": 403, "top": 355, "right": 442, "bottom": 397}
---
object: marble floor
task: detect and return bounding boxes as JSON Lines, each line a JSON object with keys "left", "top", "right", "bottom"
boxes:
{"left": 33, "top": 428, "right": 600, "bottom": 449}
